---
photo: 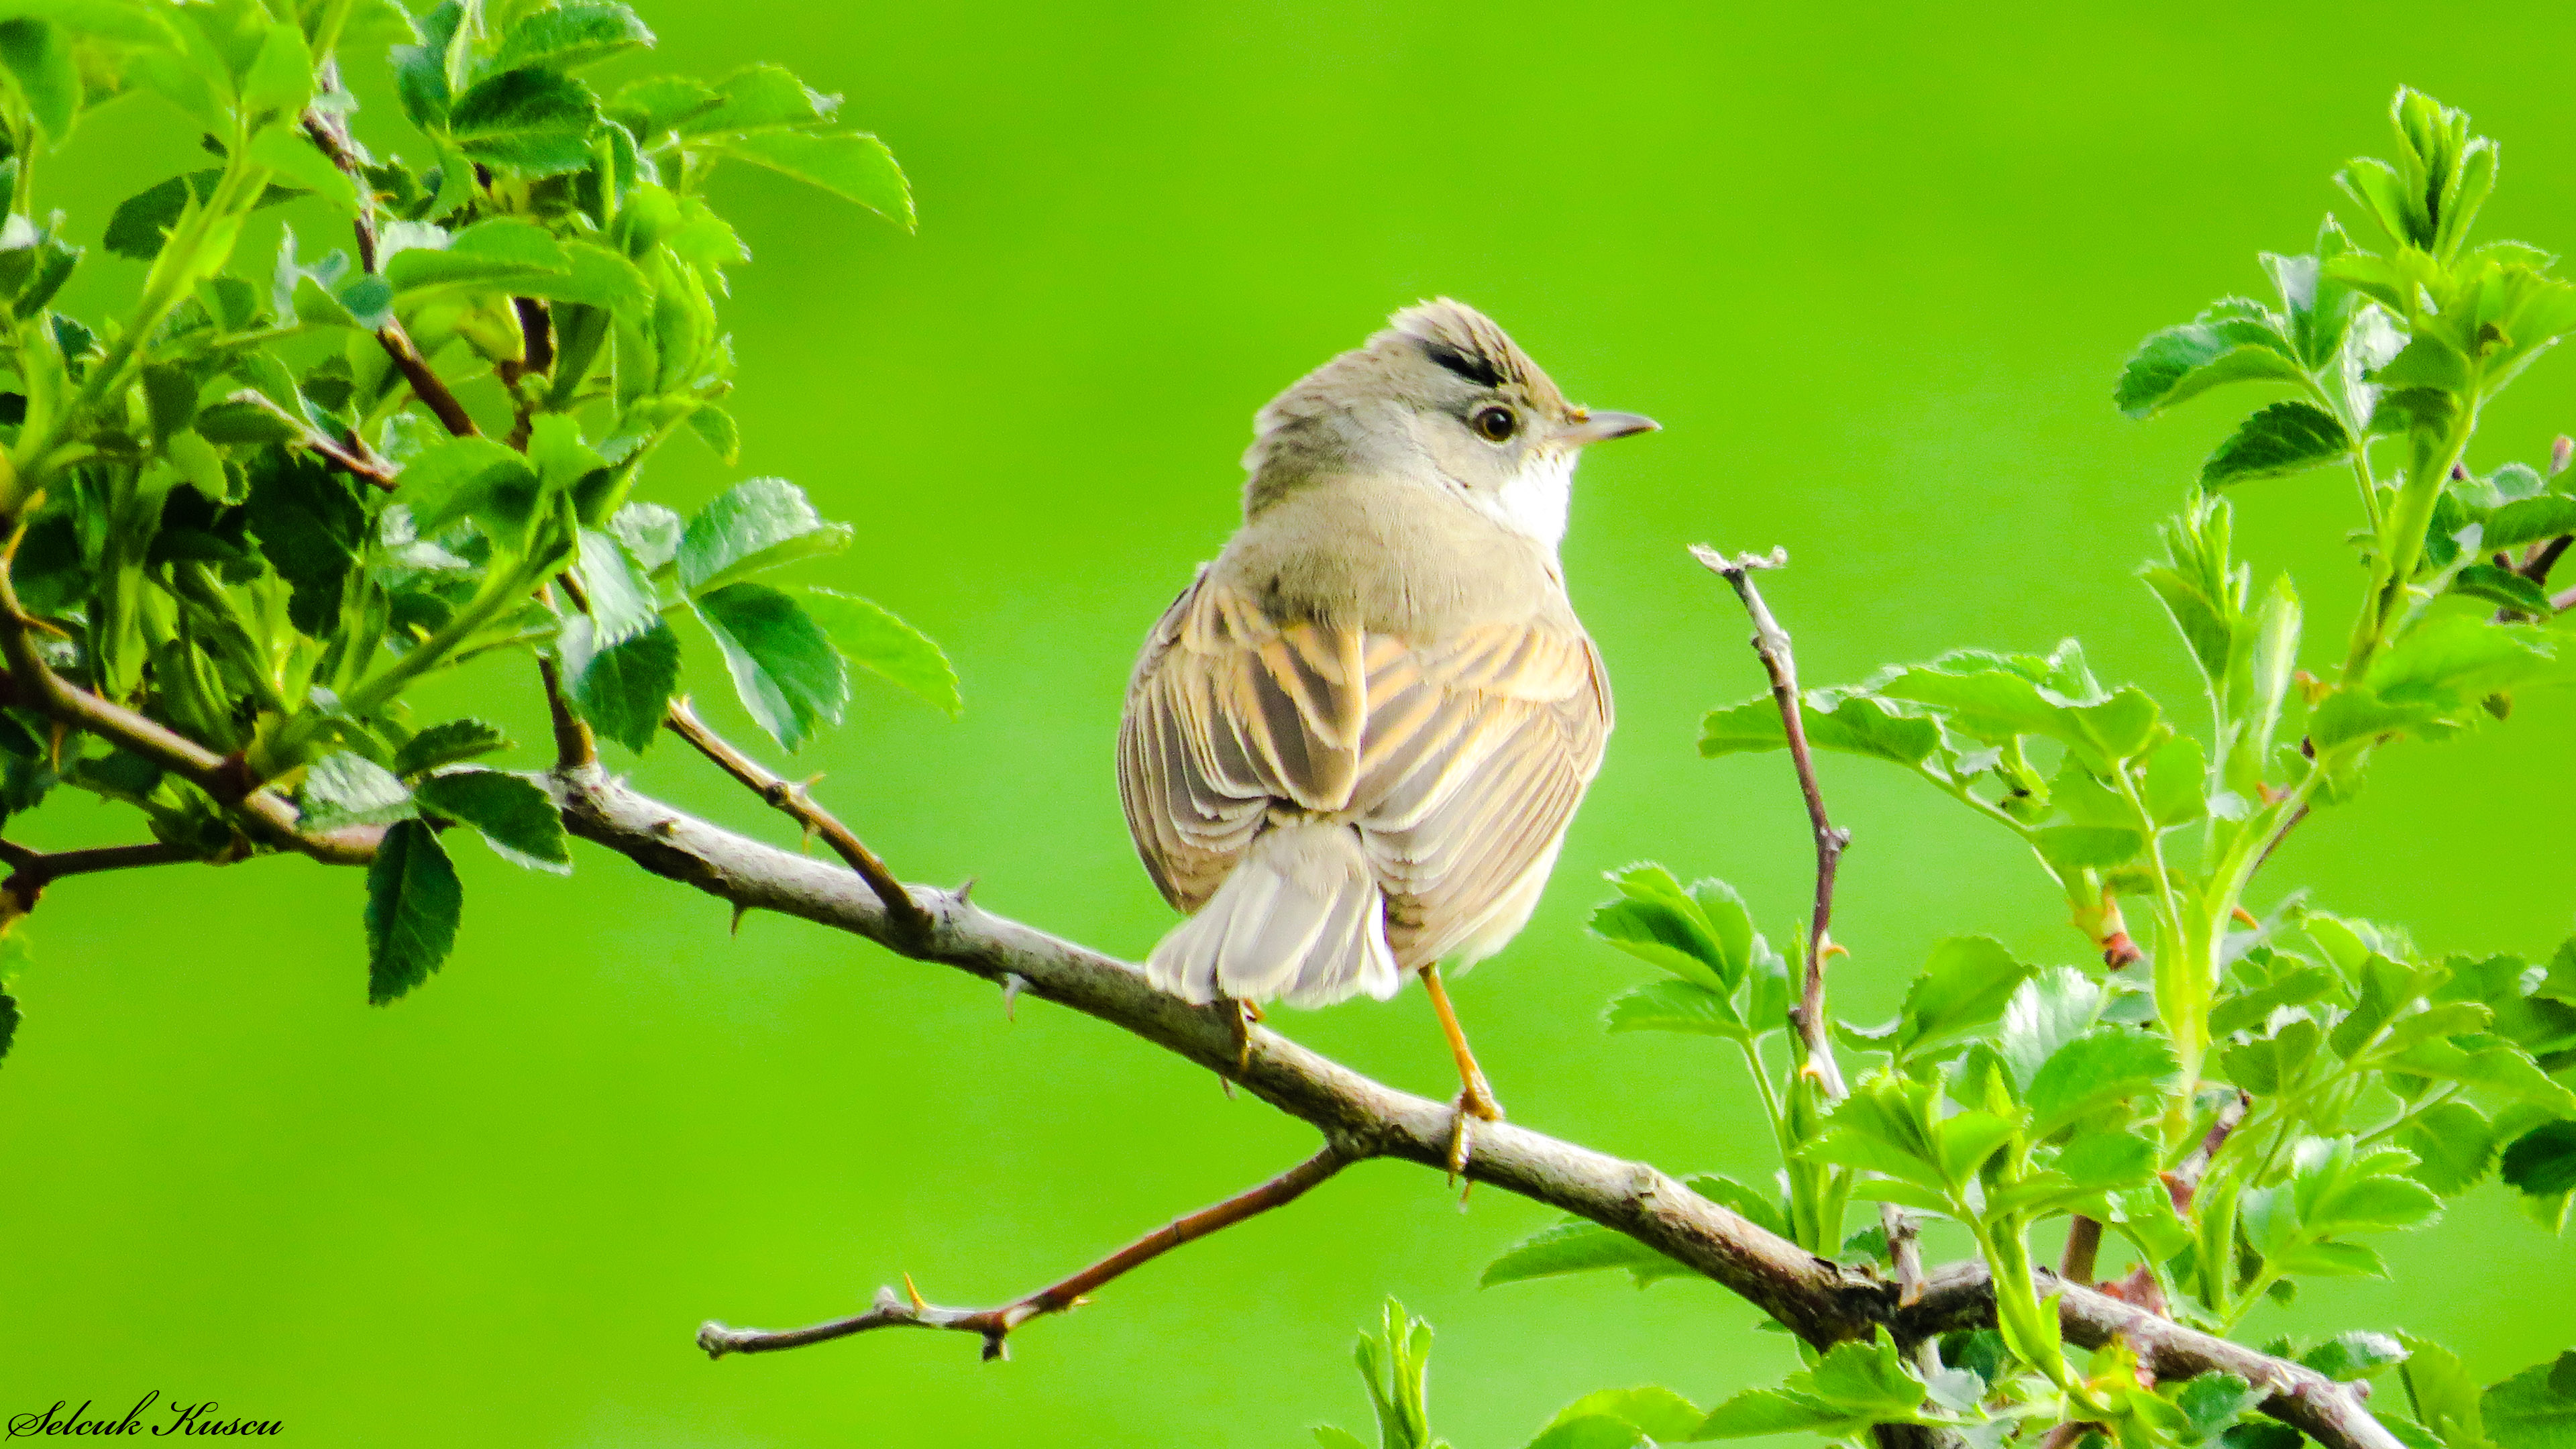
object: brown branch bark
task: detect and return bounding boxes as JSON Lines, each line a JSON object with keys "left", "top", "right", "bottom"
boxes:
{"left": 221, "top": 389, "right": 398, "bottom": 490}
{"left": 698, "top": 1144, "right": 1352, "bottom": 1361}
{"left": 662, "top": 698, "right": 936, "bottom": 944}
{"left": 300, "top": 99, "right": 480, "bottom": 440}
{"left": 1692, "top": 545, "right": 1850, "bottom": 1094}
{"left": 0, "top": 839, "right": 201, "bottom": 914}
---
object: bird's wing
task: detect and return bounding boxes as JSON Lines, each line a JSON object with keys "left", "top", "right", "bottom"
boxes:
{"left": 1119, "top": 571, "right": 1612, "bottom": 963}
{"left": 1351, "top": 617, "right": 1611, "bottom": 965}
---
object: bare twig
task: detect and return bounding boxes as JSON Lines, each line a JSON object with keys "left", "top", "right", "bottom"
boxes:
{"left": 1691, "top": 545, "right": 1850, "bottom": 1093}
{"left": 2059, "top": 1216, "right": 2102, "bottom": 1285}
{"left": 699, "top": 1144, "right": 1350, "bottom": 1361}
{"left": 661, "top": 698, "right": 936, "bottom": 944}
{"left": 300, "top": 97, "right": 480, "bottom": 439}
{"left": 0, "top": 840, "right": 201, "bottom": 914}
{"left": 2165, "top": 1088, "right": 2252, "bottom": 1210}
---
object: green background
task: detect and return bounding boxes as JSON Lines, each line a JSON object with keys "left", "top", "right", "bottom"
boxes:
{"left": 6, "top": 1, "right": 2575, "bottom": 1442}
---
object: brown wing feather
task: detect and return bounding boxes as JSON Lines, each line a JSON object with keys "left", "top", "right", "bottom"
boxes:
{"left": 1118, "top": 574, "right": 1611, "bottom": 959}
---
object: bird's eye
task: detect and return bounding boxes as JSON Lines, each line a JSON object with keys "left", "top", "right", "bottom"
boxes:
{"left": 1470, "top": 405, "right": 1518, "bottom": 442}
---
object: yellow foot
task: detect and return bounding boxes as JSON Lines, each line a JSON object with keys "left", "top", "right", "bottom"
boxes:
{"left": 1444, "top": 1087, "right": 1505, "bottom": 1183}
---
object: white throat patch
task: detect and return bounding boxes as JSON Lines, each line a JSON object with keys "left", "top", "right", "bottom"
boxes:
{"left": 1465, "top": 451, "right": 1575, "bottom": 552}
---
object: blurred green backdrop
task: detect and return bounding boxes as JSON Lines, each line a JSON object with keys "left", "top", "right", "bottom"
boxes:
{"left": 6, "top": 1, "right": 2575, "bottom": 1443}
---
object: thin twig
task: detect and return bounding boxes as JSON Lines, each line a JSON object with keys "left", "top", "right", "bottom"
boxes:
{"left": 1692, "top": 545, "right": 1849, "bottom": 1093}
{"left": 2165, "top": 1088, "right": 2251, "bottom": 1210}
{"left": 0, "top": 840, "right": 201, "bottom": 914}
{"left": 301, "top": 95, "right": 480, "bottom": 439}
{"left": 698, "top": 1144, "right": 1350, "bottom": 1361}
{"left": 222, "top": 390, "right": 398, "bottom": 490}
{"left": 661, "top": 698, "right": 936, "bottom": 944}
{"left": 2059, "top": 1216, "right": 2102, "bottom": 1285}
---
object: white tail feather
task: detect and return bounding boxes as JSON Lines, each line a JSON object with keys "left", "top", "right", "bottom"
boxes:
{"left": 1145, "top": 822, "right": 1401, "bottom": 1008}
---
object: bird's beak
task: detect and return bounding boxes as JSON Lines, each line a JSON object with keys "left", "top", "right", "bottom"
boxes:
{"left": 1562, "top": 409, "right": 1659, "bottom": 446}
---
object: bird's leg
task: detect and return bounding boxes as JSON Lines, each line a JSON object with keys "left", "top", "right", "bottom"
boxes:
{"left": 1419, "top": 963, "right": 1501, "bottom": 1179}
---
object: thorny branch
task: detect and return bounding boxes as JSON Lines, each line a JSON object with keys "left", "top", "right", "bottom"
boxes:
{"left": 1693, "top": 545, "right": 1927, "bottom": 1315}
{"left": 698, "top": 1145, "right": 1351, "bottom": 1360}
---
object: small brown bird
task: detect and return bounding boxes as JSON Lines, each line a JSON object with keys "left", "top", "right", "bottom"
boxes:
{"left": 1117, "top": 299, "right": 1654, "bottom": 1162}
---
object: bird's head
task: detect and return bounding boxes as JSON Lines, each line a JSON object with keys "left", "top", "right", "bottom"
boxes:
{"left": 1242, "top": 298, "right": 1656, "bottom": 549}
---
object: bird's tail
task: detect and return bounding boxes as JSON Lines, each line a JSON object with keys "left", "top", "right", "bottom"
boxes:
{"left": 1144, "top": 821, "right": 1402, "bottom": 1008}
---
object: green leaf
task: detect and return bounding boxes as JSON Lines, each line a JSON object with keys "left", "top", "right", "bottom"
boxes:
{"left": 394, "top": 720, "right": 511, "bottom": 777}
{"left": 1898, "top": 936, "right": 2034, "bottom": 1057}
{"left": 2302, "top": 1332, "right": 2409, "bottom": 1383}
{"left": 2053, "top": 1129, "right": 2159, "bottom": 1190}
{"left": 609, "top": 502, "right": 685, "bottom": 574}
{"left": 2033, "top": 824, "right": 2147, "bottom": 873}
{"left": 105, "top": 171, "right": 299, "bottom": 262}
{"left": 2210, "top": 966, "right": 2336, "bottom": 1040}
{"left": 696, "top": 582, "right": 848, "bottom": 751}
{"left": 1701, "top": 692, "right": 1944, "bottom": 769}
{"left": 398, "top": 435, "right": 544, "bottom": 546}
{"left": 1804, "top": 1337, "right": 1927, "bottom": 1419}
{"left": 448, "top": 66, "right": 602, "bottom": 176}
{"left": 237, "top": 18, "right": 313, "bottom": 122}
{"left": 2481, "top": 495, "right": 2576, "bottom": 551}
{"left": 2172, "top": 1373, "right": 2269, "bottom": 1443}
{"left": 0, "top": 984, "right": 17, "bottom": 1065}
{"left": 2401, "top": 1102, "right": 2500, "bottom": 1196}
{"left": 1683, "top": 1173, "right": 1792, "bottom": 1241}
{"left": 574, "top": 528, "right": 660, "bottom": 645}
{"left": 2000, "top": 967, "right": 2105, "bottom": 1091}
{"left": 246, "top": 125, "right": 358, "bottom": 209}
{"left": 2202, "top": 400, "right": 2352, "bottom": 487}
{"left": 2385, "top": 1035, "right": 2576, "bottom": 1114}
{"left": 385, "top": 216, "right": 570, "bottom": 295}
{"left": 798, "top": 588, "right": 962, "bottom": 717}
{"left": 562, "top": 614, "right": 680, "bottom": 754}
{"left": 678, "top": 62, "right": 832, "bottom": 133}
{"left": 244, "top": 451, "right": 364, "bottom": 635}
{"left": 1524, "top": 1417, "right": 1647, "bottom": 1449}
{"left": 1604, "top": 979, "right": 1741, "bottom": 1038}
{"left": 1313, "top": 1429, "right": 1369, "bottom": 1449}
{"left": 2502, "top": 1121, "right": 2576, "bottom": 1199}
{"left": 1481, "top": 1219, "right": 1690, "bottom": 1288}
{"left": 1542, "top": 1388, "right": 1704, "bottom": 1442}
{"left": 301, "top": 751, "right": 416, "bottom": 830}
{"left": 2114, "top": 303, "right": 2304, "bottom": 419}
{"left": 2027, "top": 1028, "right": 2180, "bottom": 1135}
{"left": 1589, "top": 864, "right": 1735, "bottom": 994}
{"left": 702, "top": 129, "right": 912, "bottom": 227}
{"left": 676, "top": 478, "right": 851, "bottom": 594}
{"left": 415, "top": 769, "right": 572, "bottom": 873}
{"left": 2402, "top": 1334, "right": 2491, "bottom": 1449}
{"left": 2453, "top": 565, "right": 2554, "bottom": 616}
{"left": 2484, "top": 1351, "right": 2576, "bottom": 1449}
{"left": 365, "top": 818, "right": 462, "bottom": 1004}
{"left": 1693, "top": 1389, "right": 1858, "bottom": 1440}
{"left": 0, "top": 17, "right": 82, "bottom": 144}
{"left": 491, "top": 1, "right": 653, "bottom": 72}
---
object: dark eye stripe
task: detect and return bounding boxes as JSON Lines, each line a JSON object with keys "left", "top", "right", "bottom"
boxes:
{"left": 1417, "top": 337, "right": 1504, "bottom": 389}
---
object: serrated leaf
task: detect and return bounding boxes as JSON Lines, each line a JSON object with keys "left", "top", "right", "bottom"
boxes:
{"left": 696, "top": 582, "right": 847, "bottom": 751}
{"left": 574, "top": 528, "right": 659, "bottom": 646}
{"left": 2400, "top": 1101, "right": 2500, "bottom": 1196}
{"left": 1896, "top": 936, "right": 2033, "bottom": 1057}
{"left": 2502, "top": 1121, "right": 2576, "bottom": 1199}
{"left": 1525, "top": 1416, "right": 1646, "bottom": 1449}
{"left": 561, "top": 614, "right": 679, "bottom": 754}
{"left": 490, "top": 1, "right": 652, "bottom": 72}
{"left": 2172, "top": 1373, "right": 2269, "bottom": 1443}
{"left": 2000, "top": 967, "right": 2104, "bottom": 1091}
{"left": 2202, "top": 400, "right": 2352, "bottom": 487}
{"left": 2302, "top": 1332, "right": 2409, "bottom": 1383}
{"left": 609, "top": 501, "right": 685, "bottom": 574}
{"left": 398, "top": 435, "right": 544, "bottom": 545}
{"left": 366, "top": 818, "right": 462, "bottom": 1004}
{"left": 416, "top": 769, "right": 572, "bottom": 873}
{"left": 2402, "top": 1334, "right": 2490, "bottom": 1449}
{"left": 2115, "top": 305, "right": 2305, "bottom": 419}
{"left": 798, "top": 587, "right": 961, "bottom": 716}
{"left": 449, "top": 66, "right": 603, "bottom": 176}
{"left": 104, "top": 170, "right": 300, "bottom": 262}
{"left": 703, "top": 129, "right": 912, "bottom": 227}
{"left": 301, "top": 752, "right": 416, "bottom": 830}
{"left": 1701, "top": 691, "right": 1944, "bottom": 769}
{"left": 394, "top": 720, "right": 511, "bottom": 777}
{"left": 2027, "top": 1028, "right": 2180, "bottom": 1135}
{"left": 1481, "top": 1219, "right": 1688, "bottom": 1288}
{"left": 1604, "top": 978, "right": 1742, "bottom": 1037}
{"left": 2484, "top": 1351, "right": 2576, "bottom": 1449}
{"left": 1695, "top": 1389, "right": 1860, "bottom": 1440}
{"left": 676, "top": 477, "right": 850, "bottom": 594}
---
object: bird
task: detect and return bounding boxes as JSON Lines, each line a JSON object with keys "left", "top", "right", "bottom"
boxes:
{"left": 1116, "top": 298, "right": 1656, "bottom": 1168}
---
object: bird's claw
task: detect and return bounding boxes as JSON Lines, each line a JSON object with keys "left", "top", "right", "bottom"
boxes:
{"left": 1444, "top": 1087, "right": 1505, "bottom": 1191}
